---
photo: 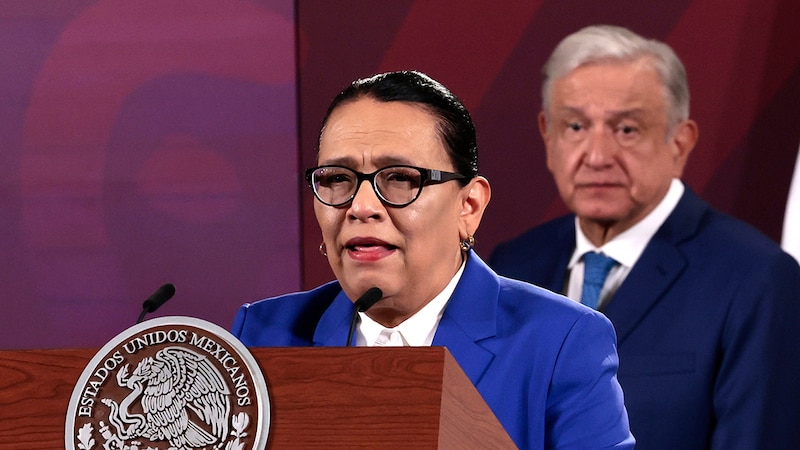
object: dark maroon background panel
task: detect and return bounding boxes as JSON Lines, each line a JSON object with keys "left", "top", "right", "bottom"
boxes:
{"left": 297, "top": 0, "right": 800, "bottom": 288}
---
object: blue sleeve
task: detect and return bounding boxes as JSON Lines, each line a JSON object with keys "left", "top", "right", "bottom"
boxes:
{"left": 546, "top": 311, "right": 635, "bottom": 449}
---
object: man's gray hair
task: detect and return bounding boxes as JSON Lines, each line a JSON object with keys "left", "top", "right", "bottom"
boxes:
{"left": 542, "top": 25, "right": 690, "bottom": 127}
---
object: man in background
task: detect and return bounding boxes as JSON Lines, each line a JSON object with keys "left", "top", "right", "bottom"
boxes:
{"left": 490, "top": 25, "right": 800, "bottom": 449}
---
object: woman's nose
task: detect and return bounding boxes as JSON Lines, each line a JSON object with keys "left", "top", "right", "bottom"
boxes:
{"left": 348, "top": 179, "right": 385, "bottom": 220}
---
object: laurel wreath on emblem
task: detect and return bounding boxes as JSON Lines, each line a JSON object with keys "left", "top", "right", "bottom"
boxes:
{"left": 74, "top": 346, "right": 252, "bottom": 450}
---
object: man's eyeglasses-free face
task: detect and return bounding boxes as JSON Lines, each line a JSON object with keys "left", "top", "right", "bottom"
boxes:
{"left": 305, "top": 165, "right": 467, "bottom": 208}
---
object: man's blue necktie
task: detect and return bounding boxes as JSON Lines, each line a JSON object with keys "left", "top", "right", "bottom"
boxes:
{"left": 581, "top": 252, "right": 618, "bottom": 309}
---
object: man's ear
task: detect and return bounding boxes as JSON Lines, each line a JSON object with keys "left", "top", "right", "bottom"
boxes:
{"left": 539, "top": 111, "right": 557, "bottom": 172}
{"left": 671, "top": 119, "right": 698, "bottom": 177}
{"left": 459, "top": 176, "right": 491, "bottom": 239}
{"left": 538, "top": 111, "right": 549, "bottom": 140}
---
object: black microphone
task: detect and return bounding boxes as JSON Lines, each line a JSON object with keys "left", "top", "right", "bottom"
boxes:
{"left": 136, "top": 283, "right": 176, "bottom": 324}
{"left": 346, "top": 287, "right": 383, "bottom": 346}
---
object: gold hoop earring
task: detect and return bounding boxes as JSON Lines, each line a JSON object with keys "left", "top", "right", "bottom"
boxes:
{"left": 459, "top": 235, "right": 475, "bottom": 252}
{"left": 319, "top": 242, "right": 327, "bottom": 257}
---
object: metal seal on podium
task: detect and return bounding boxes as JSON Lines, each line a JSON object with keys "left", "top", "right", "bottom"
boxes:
{"left": 65, "top": 316, "right": 270, "bottom": 450}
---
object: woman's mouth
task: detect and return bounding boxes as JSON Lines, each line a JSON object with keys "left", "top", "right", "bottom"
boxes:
{"left": 344, "top": 238, "right": 397, "bottom": 261}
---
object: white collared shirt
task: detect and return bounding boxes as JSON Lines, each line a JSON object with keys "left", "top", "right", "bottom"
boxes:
{"left": 356, "top": 261, "right": 465, "bottom": 347}
{"left": 566, "top": 179, "right": 684, "bottom": 308}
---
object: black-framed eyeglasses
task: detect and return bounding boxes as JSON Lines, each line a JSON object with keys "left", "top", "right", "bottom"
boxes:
{"left": 304, "top": 164, "right": 467, "bottom": 208}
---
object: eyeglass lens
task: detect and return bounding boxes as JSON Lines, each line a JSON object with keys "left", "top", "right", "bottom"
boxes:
{"left": 311, "top": 166, "right": 423, "bottom": 206}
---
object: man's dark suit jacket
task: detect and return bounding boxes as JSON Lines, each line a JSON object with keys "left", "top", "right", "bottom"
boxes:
{"left": 489, "top": 188, "right": 800, "bottom": 449}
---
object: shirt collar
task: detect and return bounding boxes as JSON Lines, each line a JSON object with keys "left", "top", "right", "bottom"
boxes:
{"left": 358, "top": 261, "right": 465, "bottom": 347}
{"left": 570, "top": 178, "right": 684, "bottom": 268}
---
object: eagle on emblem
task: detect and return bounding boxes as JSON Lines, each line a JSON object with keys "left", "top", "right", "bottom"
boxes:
{"left": 101, "top": 346, "right": 231, "bottom": 448}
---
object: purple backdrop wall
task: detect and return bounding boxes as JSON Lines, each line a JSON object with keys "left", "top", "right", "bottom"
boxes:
{"left": 0, "top": 0, "right": 299, "bottom": 349}
{"left": 2, "top": 0, "right": 798, "bottom": 349}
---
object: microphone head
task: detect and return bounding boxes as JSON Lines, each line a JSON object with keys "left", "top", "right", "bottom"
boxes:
{"left": 355, "top": 287, "right": 383, "bottom": 312}
{"left": 143, "top": 283, "right": 176, "bottom": 312}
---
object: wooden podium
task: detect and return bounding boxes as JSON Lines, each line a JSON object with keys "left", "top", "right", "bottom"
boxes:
{"left": 0, "top": 347, "right": 515, "bottom": 449}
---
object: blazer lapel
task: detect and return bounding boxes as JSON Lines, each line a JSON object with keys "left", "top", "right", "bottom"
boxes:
{"left": 432, "top": 253, "right": 497, "bottom": 385}
{"left": 313, "top": 289, "right": 354, "bottom": 346}
{"left": 602, "top": 189, "right": 706, "bottom": 344}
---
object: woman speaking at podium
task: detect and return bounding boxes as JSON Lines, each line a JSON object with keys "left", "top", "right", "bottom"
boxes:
{"left": 232, "top": 70, "right": 634, "bottom": 449}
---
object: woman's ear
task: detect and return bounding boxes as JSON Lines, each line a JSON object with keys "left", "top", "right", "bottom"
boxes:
{"left": 459, "top": 176, "right": 491, "bottom": 238}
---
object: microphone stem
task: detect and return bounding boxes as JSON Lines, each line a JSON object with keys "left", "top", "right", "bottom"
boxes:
{"left": 346, "top": 287, "right": 383, "bottom": 347}
{"left": 346, "top": 310, "right": 359, "bottom": 347}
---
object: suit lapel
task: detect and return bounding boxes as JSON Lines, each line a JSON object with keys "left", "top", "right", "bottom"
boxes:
{"left": 432, "top": 252, "right": 497, "bottom": 385}
{"left": 603, "top": 240, "right": 687, "bottom": 344}
{"left": 549, "top": 218, "right": 577, "bottom": 294}
{"left": 602, "top": 189, "right": 707, "bottom": 344}
{"left": 313, "top": 289, "right": 354, "bottom": 346}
